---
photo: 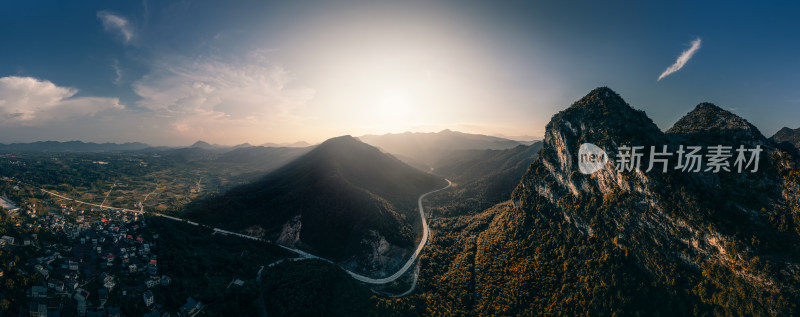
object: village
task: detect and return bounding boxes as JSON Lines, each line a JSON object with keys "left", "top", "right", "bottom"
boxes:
{"left": 0, "top": 195, "right": 204, "bottom": 317}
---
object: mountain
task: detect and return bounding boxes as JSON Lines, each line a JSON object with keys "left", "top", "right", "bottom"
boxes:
{"left": 158, "top": 146, "right": 221, "bottom": 162}
{"left": 358, "top": 130, "right": 524, "bottom": 167}
{"left": 151, "top": 143, "right": 311, "bottom": 176}
{"left": 771, "top": 126, "right": 800, "bottom": 151}
{"left": 183, "top": 135, "right": 446, "bottom": 276}
{"left": 666, "top": 102, "right": 769, "bottom": 145}
{"left": 0, "top": 140, "right": 150, "bottom": 152}
{"left": 491, "top": 134, "right": 541, "bottom": 145}
{"left": 433, "top": 143, "right": 543, "bottom": 183}
{"left": 232, "top": 142, "right": 254, "bottom": 149}
{"left": 372, "top": 87, "right": 800, "bottom": 315}
{"left": 260, "top": 141, "right": 311, "bottom": 148}
{"left": 190, "top": 140, "right": 222, "bottom": 150}
{"left": 426, "top": 142, "right": 543, "bottom": 216}
{"left": 215, "top": 145, "right": 312, "bottom": 171}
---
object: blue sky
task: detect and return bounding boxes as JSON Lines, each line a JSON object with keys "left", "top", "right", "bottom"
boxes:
{"left": 0, "top": 1, "right": 798, "bottom": 146}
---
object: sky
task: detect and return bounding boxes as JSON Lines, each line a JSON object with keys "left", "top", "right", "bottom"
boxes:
{"left": 1, "top": 1, "right": 799, "bottom": 146}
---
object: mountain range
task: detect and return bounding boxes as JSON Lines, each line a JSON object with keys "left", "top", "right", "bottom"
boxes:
{"left": 358, "top": 129, "right": 528, "bottom": 169}
{"left": 214, "top": 146, "right": 312, "bottom": 171}
{"left": 358, "top": 87, "right": 800, "bottom": 315}
{"left": 424, "top": 142, "right": 543, "bottom": 217}
{"left": 6, "top": 89, "right": 799, "bottom": 315}
{"left": 0, "top": 140, "right": 149, "bottom": 152}
{"left": 260, "top": 141, "right": 312, "bottom": 148}
{"left": 183, "top": 135, "right": 447, "bottom": 276}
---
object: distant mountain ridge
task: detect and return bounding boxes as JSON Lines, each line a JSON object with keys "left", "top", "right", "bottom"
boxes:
{"left": 427, "top": 142, "right": 543, "bottom": 216}
{"left": 0, "top": 140, "right": 150, "bottom": 152}
{"left": 358, "top": 129, "right": 525, "bottom": 168}
{"left": 182, "top": 140, "right": 313, "bottom": 150}
{"left": 215, "top": 146, "right": 312, "bottom": 171}
{"left": 261, "top": 141, "right": 311, "bottom": 148}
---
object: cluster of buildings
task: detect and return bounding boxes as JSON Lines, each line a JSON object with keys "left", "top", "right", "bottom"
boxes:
{"left": 0, "top": 195, "right": 20, "bottom": 217}
{"left": 1, "top": 200, "right": 203, "bottom": 316}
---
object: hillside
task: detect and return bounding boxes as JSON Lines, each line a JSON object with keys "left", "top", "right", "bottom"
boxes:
{"left": 215, "top": 145, "right": 312, "bottom": 172}
{"left": 183, "top": 135, "right": 446, "bottom": 276}
{"left": 425, "top": 142, "right": 543, "bottom": 216}
{"left": 261, "top": 260, "right": 376, "bottom": 316}
{"left": 371, "top": 87, "right": 800, "bottom": 315}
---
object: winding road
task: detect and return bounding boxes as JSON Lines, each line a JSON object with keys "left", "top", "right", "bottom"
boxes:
{"left": 37, "top": 179, "right": 452, "bottom": 286}
{"left": 346, "top": 179, "right": 451, "bottom": 284}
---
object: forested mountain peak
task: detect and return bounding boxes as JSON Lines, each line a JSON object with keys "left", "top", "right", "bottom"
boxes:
{"left": 544, "top": 87, "right": 664, "bottom": 154}
{"left": 495, "top": 87, "right": 800, "bottom": 314}
{"left": 774, "top": 126, "right": 800, "bottom": 140}
{"left": 184, "top": 135, "right": 445, "bottom": 276}
{"left": 667, "top": 102, "right": 768, "bottom": 145}
{"left": 568, "top": 87, "right": 630, "bottom": 111}
{"left": 772, "top": 126, "right": 800, "bottom": 151}
{"left": 668, "top": 103, "right": 758, "bottom": 133}
{"left": 314, "top": 135, "right": 374, "bottom": 154}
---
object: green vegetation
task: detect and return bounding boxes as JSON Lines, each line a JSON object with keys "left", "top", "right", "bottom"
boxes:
{"left": 261, "top": 260, "right": 376, "bottom": 316}
{"left": 145, "top": 217, "right": 292, "bottom": 316}
{"left": 336, "top": 88, "right": 800, "bottom": 316}
{"left": 3, "top": 89, "right": 800, "bottom": 316}
{"left": 0, "top": 147, "right": 305, "bottom": 215}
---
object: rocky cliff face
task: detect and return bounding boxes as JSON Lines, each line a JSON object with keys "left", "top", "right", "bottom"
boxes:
{"left": 363, "top": 87, "right": 800, "bottom": 315}
{"left": 513, "top": 87, "right": 665, "bottom": 205}
{"left": 510, "top": 87, "right": 800, "bottom": 312}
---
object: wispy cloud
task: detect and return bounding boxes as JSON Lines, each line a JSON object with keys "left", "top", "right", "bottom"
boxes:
{"left": 112, "top": 59, "right": 123, "bottom": 85}
{"left": 657, "top": 37, "right": 702, "bottom": 81}
{"left": 132, "top": 52, "right": 315, "bottom": 139}
{"left": 97, "top": 11, "right": 135, "bottom": 44}
{"left": 0, "top": 76, "right": 123, "bottom": 124}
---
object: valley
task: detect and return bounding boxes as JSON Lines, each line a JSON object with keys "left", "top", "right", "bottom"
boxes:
{"left": 0, "top": 131, "right": 530, "bottom": 315}
{"left": 1, "top": 90, "right": 799, "bottom": 316}
{"left": 5, "top": 1, "right": 800, "bottom": 315}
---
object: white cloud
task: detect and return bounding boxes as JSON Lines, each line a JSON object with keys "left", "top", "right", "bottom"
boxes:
{"left": 0, "top": 76, "right": 124, "bottom": 124}
{"left": 97, "top": 11, "right": 135, "bottom": 44}
{"left": 112, "top": 59, "right": 123, "bottom": 85}
{"left": 132, "top": 53, "right": 315, "bottom": 137}
{"left": 658, "top": 37, "right": 702, "bottom": 81}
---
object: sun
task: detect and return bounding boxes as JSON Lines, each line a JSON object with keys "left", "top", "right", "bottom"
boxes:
{"left": 375, "top": 89, "right": 412, "bottom": 119}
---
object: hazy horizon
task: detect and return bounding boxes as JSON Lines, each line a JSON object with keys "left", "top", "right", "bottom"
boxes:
{"left": 0, "top": 127, "right": 542, "bottom": 147}
{"left": 2, "top": 1, "right": 799, "bottom": 146}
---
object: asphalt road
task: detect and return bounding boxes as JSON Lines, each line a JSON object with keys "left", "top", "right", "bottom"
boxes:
{"left": 39, "top": 179, "right": 452, "bottom": 285}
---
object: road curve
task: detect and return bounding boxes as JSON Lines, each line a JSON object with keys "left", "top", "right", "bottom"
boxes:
{"left": 37, "top": 179, "right": 452, "bottom": 285}
{"left": 346, "top": 179, "right": 451, "bottom": 284}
